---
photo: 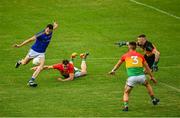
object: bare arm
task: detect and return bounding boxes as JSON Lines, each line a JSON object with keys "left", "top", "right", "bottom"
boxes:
{"left": 58, "top": 73, "right": 75, "bottom": 81}
{"left": 143, "top": 62, "right": 157, "bottom": 83}
{"left": 109, "top": 60, "right": 124, "bottom": 75}
{"left": 31, "top": 65, "right": 53, "bottom": 71}
{"left": 152, "top": 48, "right": 160, "bottom": 62}
{"left": 14, "top": 36, "right": 36, "bottom": 48}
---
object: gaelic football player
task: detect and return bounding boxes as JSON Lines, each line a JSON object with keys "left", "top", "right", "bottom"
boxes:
{"left": 116, "top": 34, "right": 160, "bottom": 72}
{"left": 31, "top": 52, "right": 89, "bottom": 81}
{"left": 109, "top": 41, "right": 159, "bottom": 111}
{"left": 13, "top": 21, "right": 58, "bottom": 87}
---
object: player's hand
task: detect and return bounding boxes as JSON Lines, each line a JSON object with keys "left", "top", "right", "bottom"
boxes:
{"left": 53, "top": 21, "right": 58, "bottom": 30}
{"left": 57, "top": 78, "right": 64, "bottom": 81}
{"left": 150, "top": 76, "right": 157, "bottom": 84}
{"left": 152, "top": 64, "right": 158, "bottom": 72}
{"left": 13, "top": 44, "right": 21, "bottom": 48}
{"left": 109, "top": 71, "right": 115, "bottom": 75}
{"left": 115, "top": 41, "right": 127, "bottom": 47}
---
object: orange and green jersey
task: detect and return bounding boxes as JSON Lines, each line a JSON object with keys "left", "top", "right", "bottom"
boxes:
{"left": 121, "top": 50, "right": 145, "bottom": 77}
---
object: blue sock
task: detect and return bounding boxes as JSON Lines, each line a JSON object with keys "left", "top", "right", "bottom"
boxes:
{"left": 29, "top": 78, "right": 35, "bottom": 82}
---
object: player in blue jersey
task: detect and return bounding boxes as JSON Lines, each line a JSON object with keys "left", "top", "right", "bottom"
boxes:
{"left": 13, "top": 21, "right": 58, "bottom": 87}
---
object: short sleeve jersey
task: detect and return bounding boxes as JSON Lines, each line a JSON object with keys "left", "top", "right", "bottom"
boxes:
{"left": 121, "top": 50, "right": 145, "bottom": 77}
{"left": 53, "top": 63, "right": 74, "bottom": 77}
{"left": 31, "top": 30, "right": 53, "bottom": 53}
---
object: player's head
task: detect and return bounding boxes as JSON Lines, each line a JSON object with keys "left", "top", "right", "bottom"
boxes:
{"left": 137, "top": 34, "right": 147, "bottom": 45}
{"left": 62, "top": 59, "right": 69, "bottom": 69}
{"left": 128, "top": 41, "right": 137, "bottom": 50}
{"left": 45, "top": 24, "right": 53, "bottom": 35}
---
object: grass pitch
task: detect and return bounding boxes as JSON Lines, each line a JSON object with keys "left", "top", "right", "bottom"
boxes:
{"left": 0, "top": 0, "right": 180, "bottom": 117}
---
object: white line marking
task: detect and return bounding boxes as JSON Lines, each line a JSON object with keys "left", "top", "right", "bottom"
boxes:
{"left": 160, "top": 66, "right": 180, "bottom": 69}
{"left": 129, "top": 0, "right": 180, "bottom": 20}
{"left": 45, "top": 55, "right": 180, "bottom": 61}
{"left": 159, "top": 82, "right": 180, "bottom": 92}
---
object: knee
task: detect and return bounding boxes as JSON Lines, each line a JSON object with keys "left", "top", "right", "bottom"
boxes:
{"left": 124, "top": 89, "right": 129, "bottom": 94}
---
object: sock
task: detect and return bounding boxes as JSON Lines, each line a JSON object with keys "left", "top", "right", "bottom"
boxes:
{"left": 70, "top": 58, "right": 74, "bottom": 63}
{"left": 19, "top": 60, "right": 22, "bottom": 64}
{"left": 82, "top": 59, "right": 86, "bottom": 62}
{"left": 124, "top": 102, "right": 128, "bottom": 108}
{"left": 29, "top": 78, "right": 35, "bottom": 82}
{"left": 151, "top": 95, "right": 155, "bottom": 100}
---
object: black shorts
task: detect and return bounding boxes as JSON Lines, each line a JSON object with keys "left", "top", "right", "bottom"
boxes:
{"left": 144, "top": 54, "right": 155, "bottom": 68}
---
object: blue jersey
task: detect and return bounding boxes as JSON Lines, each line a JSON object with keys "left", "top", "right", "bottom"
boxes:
{"left": 31, "top": 30, "right": 53, "bottom": 53}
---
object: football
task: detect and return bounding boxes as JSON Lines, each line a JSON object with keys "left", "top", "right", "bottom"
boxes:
{"left": 32, "top": 57, "right": 40, "bottom": 65}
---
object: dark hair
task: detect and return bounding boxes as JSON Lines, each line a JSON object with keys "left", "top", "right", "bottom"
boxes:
{"left": 129, "top": 41, "right": 137, "bottom": 50}
{"left": 46, "top": 24, "right": 54, "bottom": 30}
{"left": 138, "top": 34, "right": 146, "bottom": 38}
{"left": 62, "top": 59, "right": 69, "bottom": 65}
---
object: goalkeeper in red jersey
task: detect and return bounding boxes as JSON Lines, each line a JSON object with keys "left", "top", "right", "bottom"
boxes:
{"left": 109, "top": 41, "right": 159, "bottom": 111}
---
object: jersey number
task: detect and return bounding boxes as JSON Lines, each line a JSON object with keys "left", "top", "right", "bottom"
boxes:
{"left": 131, "top": 56, "right": 138, "bottom": 64}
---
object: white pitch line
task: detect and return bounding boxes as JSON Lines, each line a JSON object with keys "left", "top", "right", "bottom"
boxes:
{"left": 159, "top": 82, "right": 180, "bottom": 92}
{"left": 129, "top": 0, "right": 180, "bottom": 20}
{"left": 45, "top": 55, "right": 180, "bottom": 61}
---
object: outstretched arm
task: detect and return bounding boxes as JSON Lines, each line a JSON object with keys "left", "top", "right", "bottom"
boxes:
{"left": 31, "top": 65, "right": 53, "bottom": 71}
{"left": 143, "top": 62, "right": 157, "bottom": 83}
{"left": 53, "top": 21, "right": 58, "bottom": 30}
{"left": 58, "top": 73, "right": 75, "bottom": 82}
{"left": 109, "top": 60, "right": 123, "bottom": 75}
{"left": 13, "top": 36, "right": 36, "bottom": 48}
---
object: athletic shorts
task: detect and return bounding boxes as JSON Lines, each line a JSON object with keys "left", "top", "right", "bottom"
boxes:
{"left": 27, "top": 49, "right": 45, "bottom": 59}
{"left": 144, "top": 54, "right": 155, "bottom": 69}
{"left": 74, "top": 67, "right": 82, "bottom": 78}
{"left": 126, "top": 75, "right": 146, "bottom": 87}
{"left": 62, "top": 67, "right": 82, "bottom": 78}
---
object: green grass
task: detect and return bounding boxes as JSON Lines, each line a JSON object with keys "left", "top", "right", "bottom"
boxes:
{"left": 0, "top": 0, "right": 180, "bottom": 117}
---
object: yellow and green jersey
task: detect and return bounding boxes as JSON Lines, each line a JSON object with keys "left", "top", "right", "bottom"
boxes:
{"left": 121, "top": 50, "right": 145, "bottom": 77}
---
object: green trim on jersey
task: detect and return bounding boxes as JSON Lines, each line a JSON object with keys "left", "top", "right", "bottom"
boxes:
{"left": 126, "top": 67, "right": 144, "bottom": 77}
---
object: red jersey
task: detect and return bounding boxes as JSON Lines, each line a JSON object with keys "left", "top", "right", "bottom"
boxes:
{"left": 53, "top": 63, "right": 74, "bottom": 77}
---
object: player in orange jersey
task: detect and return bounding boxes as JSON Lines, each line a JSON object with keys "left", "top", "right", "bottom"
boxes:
{"left": 31, "top": 52, "right": 89, "bottom": 81}
{"left": 109, "top": 41, "right": 159, "bottom": 111}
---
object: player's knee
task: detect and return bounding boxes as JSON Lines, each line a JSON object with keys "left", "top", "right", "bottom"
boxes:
{"left": 144, "top": 80, "right": 149, "bottom": 86}
{"left": 124, "top": 89, "right": 130, "bottom": 94}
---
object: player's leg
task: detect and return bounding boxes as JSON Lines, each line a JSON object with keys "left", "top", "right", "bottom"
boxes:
{"left": 70, "top": 52, "right": 78, "bottom": 64}
{"left": 15, "top": 54, "right": 32, "bottom": 68}
{"left": 73, "top": 52, "right": 89, "bottom": 78}
{"left": 28, "top": 56, "right": 45, "bottom": 87}
{"left": 144, "top": 80, "right": 160, "bottom": 105}
{"left": 15, "top": 49, "right": 37, "bottom": 68}
{"left": 123, "top": 84, "right": 132, "bottom": 111}
{"left": 144, "top": 54, "right": 158, "bottom": 72}
{"left": 123, "top": 76, "right": 136, "bottom": 111}
{"left": 80, "top": 52, "right": 89, "bottom": 76}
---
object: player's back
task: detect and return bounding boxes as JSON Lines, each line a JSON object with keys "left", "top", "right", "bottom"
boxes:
{"left": 31, "top": 30, "right": 53, "bottom": 53}
{"left": 121, "top": 50, "right": 145, "bottom": 77}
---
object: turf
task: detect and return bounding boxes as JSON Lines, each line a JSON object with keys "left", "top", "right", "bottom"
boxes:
{"left": 0, "top": 0, "right": 180, "bottom": 117}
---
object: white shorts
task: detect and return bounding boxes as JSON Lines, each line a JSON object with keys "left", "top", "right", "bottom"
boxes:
{"left": 126, "top": 75, "right": 146, "bottom": 87}
{"left": 74, "top": 67, "right": 82, "bottom": 78}
{"left": 27, "top": 49, "right": 45, "bottom": 59}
